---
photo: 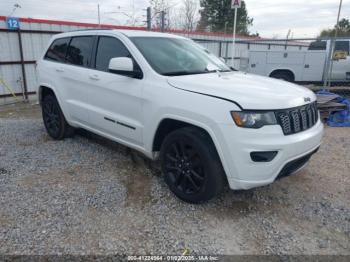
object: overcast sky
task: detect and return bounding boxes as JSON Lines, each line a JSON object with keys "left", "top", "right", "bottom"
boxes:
{"left": 0, "top": 0, "right": 349, "bottom": 38}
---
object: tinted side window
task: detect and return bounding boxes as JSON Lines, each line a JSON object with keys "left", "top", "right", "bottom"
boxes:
{"left": 66, "top": 36, "right": 94, "bottom": 67}
{"left": 308, "top": 41, "right": 326, "bottom": 50}
{"left": 95, "top": 37, "right": 131, "bottom": 71}
{"left": 335, "top": 41, "right": 349, "bottom": 53}
{"left": 44, "top": 38, "right": 70, "bottom": 62}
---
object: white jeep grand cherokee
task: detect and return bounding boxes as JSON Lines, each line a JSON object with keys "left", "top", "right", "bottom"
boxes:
{"left": 37, "top": 30, "right": 323, "bottom": 203}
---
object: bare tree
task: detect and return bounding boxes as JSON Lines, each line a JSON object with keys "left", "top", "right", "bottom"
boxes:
{"left": 180, "top": 0, "right": 199, "bottom": 32}
{"left": 104, "top": 0, "right": 144, "bottom": 27}
{"left": 149, "top": 0, "right": 174, "bottom": 29}
{"left": 149, "top": 0, "right": 198, "bottom": 31}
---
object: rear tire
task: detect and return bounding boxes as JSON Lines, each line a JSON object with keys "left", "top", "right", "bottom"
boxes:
{"left": 42, "top": 94, "right": 74, "bottom": 140}
{"left": 160, "top": 127, "right": 225, "bottom": 204}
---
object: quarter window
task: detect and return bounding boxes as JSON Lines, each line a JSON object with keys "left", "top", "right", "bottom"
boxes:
{"left": 44, "top": 38, "right": 70, "bottom": 62}
{"left": 95, "top": 36, "right": 131, "bottom": 71}
{"left": 66, "top": 36, "right": 94, "bottom": 67}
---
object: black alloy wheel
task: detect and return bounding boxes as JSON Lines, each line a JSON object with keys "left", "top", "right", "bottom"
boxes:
{"left": 42, "top": 94, "right": 74, "bottom": 140}
{"left": 43, "top": 97, "right": 61, "bottom": 137}
{"left": 164, "top": 140, "right": 205, "bottom": 195}
{"left": 160, "top": 127, "right": 225, "bottom": 203}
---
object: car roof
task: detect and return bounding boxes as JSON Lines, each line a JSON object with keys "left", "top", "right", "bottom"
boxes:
{"left": 55, "top": 29, "right": 184, "bottom": 39}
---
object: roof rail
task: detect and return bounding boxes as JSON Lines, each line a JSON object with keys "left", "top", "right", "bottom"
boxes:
{"left": 68, "top": 28, "right": 113, "bottom": 32}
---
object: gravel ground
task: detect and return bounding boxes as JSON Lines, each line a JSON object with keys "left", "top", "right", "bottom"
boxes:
{"left": 0, "top": 102, "right": 349, "bottom": 255}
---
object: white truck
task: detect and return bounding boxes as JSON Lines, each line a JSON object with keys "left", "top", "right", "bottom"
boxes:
{"left": 247, "top": 39, "right": 350, "bottom": 83}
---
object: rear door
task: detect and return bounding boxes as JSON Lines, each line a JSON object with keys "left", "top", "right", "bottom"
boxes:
{"left": 42, "top": 37, "right": 71, "bottom": 114}
{"left": 61, "top": 35, "right": 95, "bottom": 124}
{"left": 86, "top": 35, "right": 144, "bottom": 146}
{"left": 331, "top": 40, "right": 350, "bottom": 81}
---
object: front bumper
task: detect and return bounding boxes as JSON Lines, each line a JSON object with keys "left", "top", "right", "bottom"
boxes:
{"left": 216, "top": 119, "right": 324, "bottom": 190}
{"left": 276, "top": 146, "right": 319, "bottom": 180}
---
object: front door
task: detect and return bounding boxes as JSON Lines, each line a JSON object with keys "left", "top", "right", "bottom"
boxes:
{"left": 86, "top": 36, "right": 144, "bottom": 146}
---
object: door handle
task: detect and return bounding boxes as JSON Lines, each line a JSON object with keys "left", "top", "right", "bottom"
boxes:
{"left": 55, "top": 67, "right": 64, "bottom": 72}
{"left": 89, "top": 74, "right": 100, "bottom": 81}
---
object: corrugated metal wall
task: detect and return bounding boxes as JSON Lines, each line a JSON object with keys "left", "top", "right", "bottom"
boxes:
{"left": 0, "top": 17, "right": 106, "bottom": 104}
{"left": 0, "top": 16, "right": 309, "bottom": 104}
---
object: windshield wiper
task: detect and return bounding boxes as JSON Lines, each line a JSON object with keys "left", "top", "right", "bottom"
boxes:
{"left": 205, "top": 69, "right": 232, "bottom": 73}
{"left": 163, "top": 71, "right": 209, "bottom": 76}
{"left": 163, "top": 68, "right": 232, "bottom": 76}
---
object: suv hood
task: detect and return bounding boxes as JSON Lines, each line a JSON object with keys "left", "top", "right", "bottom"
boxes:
{"left": 167, "top": 72, "right": 316, "bottom": 110}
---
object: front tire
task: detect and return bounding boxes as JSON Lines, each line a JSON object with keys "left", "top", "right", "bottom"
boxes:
{"left": 42, "top": 94, "right": 74, "bottom": 140}
{"left": 160, "top": 127, "right": 225, "bottom": 203}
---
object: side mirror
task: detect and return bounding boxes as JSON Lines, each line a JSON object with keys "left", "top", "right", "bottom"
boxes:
{"left": 108, "top": 57, "right": 143, "bottom": 79}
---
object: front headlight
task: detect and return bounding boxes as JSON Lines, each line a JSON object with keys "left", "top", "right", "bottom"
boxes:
{"left": 231, "top": 111, "right": 277, "bottom": 128}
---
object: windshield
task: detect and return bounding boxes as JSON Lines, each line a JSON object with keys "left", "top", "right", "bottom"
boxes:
{"left": 130, "top": 37, "right": 231, "bottom": 76}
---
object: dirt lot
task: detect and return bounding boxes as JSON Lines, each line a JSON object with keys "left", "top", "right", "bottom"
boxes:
{"left": 0, "top": 102, "right": 349, "bottom": 255}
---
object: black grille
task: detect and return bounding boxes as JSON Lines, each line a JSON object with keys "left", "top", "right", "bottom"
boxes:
{"left": 275, "top": 102, "right": 319, "bottom": 135}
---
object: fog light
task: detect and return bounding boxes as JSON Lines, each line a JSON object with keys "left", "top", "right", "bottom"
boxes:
{"left": 250, "top": 151, "right": 278, "bottom": 162}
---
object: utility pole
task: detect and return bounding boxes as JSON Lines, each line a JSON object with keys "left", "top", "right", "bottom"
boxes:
{"left": 232, "top": 7, "right": 237, "bottom": 67}
{"left": 160, "top": 11, "right": 165, "bottom": 32}
{"left": 146, "top": 7, "right": 152, "bottom": 31}
{"left": 231, "top": 0, "right": 241, "bottom": 68}
{"left": 325, "top": 0, "right": 343, "bottom": 88}
{"left": 97, "top": 4, "right": 101, "bottom": 26}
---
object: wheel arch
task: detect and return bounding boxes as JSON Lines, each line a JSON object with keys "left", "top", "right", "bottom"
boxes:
{"left": 38, "top": 85, "right": 56, "bottom": 105}
{"left": 151, "top": 117, "right": 229, "bottom": 178}
{"left": 152, "top": 118, "right": 216, "bottom": 152}
{"left": 269, "top": 69, "right": 295, "bottom": 81}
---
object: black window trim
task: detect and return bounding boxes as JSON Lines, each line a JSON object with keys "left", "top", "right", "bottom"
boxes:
{"left": 44, "top": 35, "right": 97, "bottom": 69}
{"left": 91, "top": 35, "right": 143, "bottom": 79}
{"left": 44, "top": 34, "right": 144, "bottom": 77}
{"left": 43, "top": 36, "right": 72, "bottom": 64}
{"left": 64, "top": 35, "right": 96, "bottom": 69}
